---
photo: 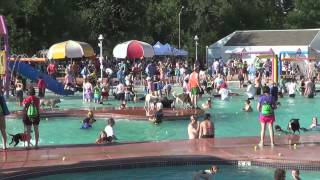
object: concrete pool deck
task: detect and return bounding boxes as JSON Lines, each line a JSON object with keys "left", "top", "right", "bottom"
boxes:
{"left": 1, "top": 134, "right": 320, "bottom": 179}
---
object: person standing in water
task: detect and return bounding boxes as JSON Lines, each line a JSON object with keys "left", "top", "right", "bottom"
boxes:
{"left": 189, "top": 65, "right": 201, "bottom": 109}
{"left": 257, "top": 86, "right": 277, "bottom": 147}
{"left": 0, "top": 82, "right": 10, "bottom": 150}
{"left": 199, "top": 113, "right": 215, "bottom": 138}
{"left": 188, "top": 115, "right": 200, "bottom": 139}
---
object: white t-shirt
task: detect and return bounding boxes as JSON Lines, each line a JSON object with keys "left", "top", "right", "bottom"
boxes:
{"left": 219, "top": 88, "right": 229, "bottom": 100}
{"left": 213, "top": 61, "right": 219, "bottom": 71}
{"left": 246, "top": 84, "right": 256, "bottom": 98}
{"left": 180, "top": 67, "right": 186, "bottom": 76}
{"left": 116, "top": 83, "right": 125, "bottom": 94}
{"left": 288, "top": 82, "right": 296, "bottom": 95}
{"left": 104, "top": 125, "right": 114, "bottom": 137}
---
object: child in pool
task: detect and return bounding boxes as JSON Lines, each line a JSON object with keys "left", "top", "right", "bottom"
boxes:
{"left": 81, "top": 110, "right": 96, "bottom": 129}
{"left": 242, "top": 99, "right": 253, "bottom": 112}
{"left": 93, "top": 82, "right": 102, "bottom": 104}
{"left": 193, "top": 165, "right": 219, "bottom": 180}
{"left": 202, "top": 98, "right": 212, "bottom": 109}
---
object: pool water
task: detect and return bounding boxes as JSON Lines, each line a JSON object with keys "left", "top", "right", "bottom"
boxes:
{"left": 29, "top": 165, "right": 320, "bottom": 180}
{"left": 3, "top": 88, "right": 320, "bottom": 146}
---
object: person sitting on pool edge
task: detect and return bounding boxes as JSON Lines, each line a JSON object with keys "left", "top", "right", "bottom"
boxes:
{"left": 242, "top": 99, "right": 253, "bottom": 112}
{"left": 192, "top": 165, "right": 219, "bottom": 180}
{"left": 81, "top": 110, "right": 96, "bottom": 129}
{"left": 96, "top": 118, "right": 117, "bottom": 144}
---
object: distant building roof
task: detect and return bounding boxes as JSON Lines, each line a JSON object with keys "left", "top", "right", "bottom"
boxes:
{"left": 224, "top": 30, "right": 320, "bottom": 46}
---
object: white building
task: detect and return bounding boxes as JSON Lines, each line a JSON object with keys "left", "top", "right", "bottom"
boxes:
{"left": 208, "top": 29, "right": 320, "bottom": 65}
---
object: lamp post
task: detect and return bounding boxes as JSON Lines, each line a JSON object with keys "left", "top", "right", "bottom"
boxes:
{"left": 98, "top": 34, "right": 104, "bottom": 81}
{"left": 194, "top": 35, "right": 199, "bottom": 63}
{"left": 178, "top": 6, "right": 184, "bottom": 49}
{"left": 206, "top": 45, "right": 208, "bottom": 68}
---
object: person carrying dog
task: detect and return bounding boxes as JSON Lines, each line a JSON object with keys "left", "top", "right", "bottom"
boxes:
{"left": 22, "top": 87, "right": 40, "bottom": 149}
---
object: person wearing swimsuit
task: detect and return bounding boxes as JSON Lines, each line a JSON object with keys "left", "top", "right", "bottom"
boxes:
{"left": 189, "top": 65, "right": 201, "bottom": 108}
{"left": 199, "top": 113, "right": 215, "bottom": 138}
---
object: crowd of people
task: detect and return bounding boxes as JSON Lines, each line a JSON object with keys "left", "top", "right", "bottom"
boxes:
{"left": 1, "top": 56, "right": 320, "bottom": 179}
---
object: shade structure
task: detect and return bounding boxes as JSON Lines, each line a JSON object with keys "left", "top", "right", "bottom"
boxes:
{"left": 162, "top": 43, "right": 174, "bottom": 56}
{"left": 153, "top": 41, "right": 165, "bottom": 56}
{"left": 47, "top": 40, "right": 95, "bottom": 60}
{"left": 113, "top": 40, "right": 154, "bottom": 59}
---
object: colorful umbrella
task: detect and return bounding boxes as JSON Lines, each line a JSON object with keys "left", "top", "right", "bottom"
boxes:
{"left": 113, "top": 40, "right": 154, "bottom": 59}
{"left": 47, "top": 40, "right": 95, "bottom": 60}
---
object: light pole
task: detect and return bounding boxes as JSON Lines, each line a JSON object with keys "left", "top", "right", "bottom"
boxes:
{"left": 194, "top": 35, "right": 199, "bottom": 63}
{"left": 206, "top": 45, "right": 208, "bottom": 68}
{"left": 178, "top": 6, "right": 184, "bottom": 49}
{"left": 98, "top": 34, "right": 104, "bottom": 81}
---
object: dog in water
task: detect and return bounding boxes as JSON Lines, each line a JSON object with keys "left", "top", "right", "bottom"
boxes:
{"left": 275, "top": 124, "right": 288, "bottom": 135}
{"left": 288, "top": 119, "right": 301, "bottom": 134}
{"left": 172, "top": 91, "right": 192, "bottom": 109}
{"left": 40, "top": 98, "right": 61, "bottom": 110}
{"left": 9, "top": 132, "right": 32, "bottom": 147}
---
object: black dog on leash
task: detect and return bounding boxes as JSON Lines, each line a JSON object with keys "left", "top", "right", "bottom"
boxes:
{"left": 9, "top": 133, "right": 32, "bottom": 147}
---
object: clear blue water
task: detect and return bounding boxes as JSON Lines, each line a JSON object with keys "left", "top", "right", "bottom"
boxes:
{"left": 29, "top": 165, "right": 320, "bottom": 180}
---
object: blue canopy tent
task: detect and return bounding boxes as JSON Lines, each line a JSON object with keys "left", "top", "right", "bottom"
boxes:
{"left": 153, "top": 41, "right": 165, "bottom": 56}
{"left": 161, "top": 43, "right": 173, "bottom": 56}
{"left": 153, "top": 42, "right": 188, "bottom": 57}
{"left": 173, "top": 48, "right": 188, "bottom": 57}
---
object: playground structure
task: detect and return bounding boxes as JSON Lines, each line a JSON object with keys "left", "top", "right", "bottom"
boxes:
{"left": 237, "top": 49, "right": 318, "bottom": 83}
{"left": 0, "top": 15, "right": 73, "bottom": 96}
{"left": 278, "top": 51, "right": 317, "bottom": 80}
{"left": 0, "top": 15, "right": 10, "bottom": 97}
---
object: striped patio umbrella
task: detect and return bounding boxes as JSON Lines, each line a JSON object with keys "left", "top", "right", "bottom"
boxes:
{"left": 47, "top": 40, "right": 95, "bottom": 60}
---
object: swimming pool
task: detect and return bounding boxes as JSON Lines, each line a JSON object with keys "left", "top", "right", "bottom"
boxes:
{"left": 3, "top": 87, "right": 320, "bottom": 146}
{"left": 4, "top": 95, "right": 320, "bottom": 146}
{"left": 29, "top": 165, "right": 320, "bottom": 180}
